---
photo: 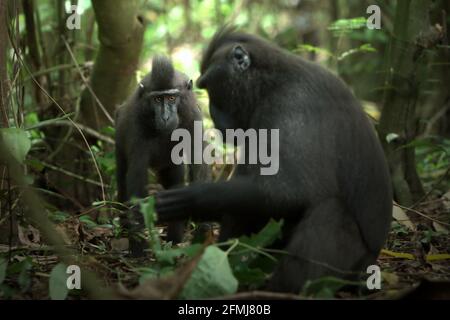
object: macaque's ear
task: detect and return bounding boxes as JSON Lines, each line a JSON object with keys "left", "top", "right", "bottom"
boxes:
{"left": 187, "top": 79, "right": 193, "bottom": 91}
{"left": 232, "top": 45, "right": 250, "bottom": 71}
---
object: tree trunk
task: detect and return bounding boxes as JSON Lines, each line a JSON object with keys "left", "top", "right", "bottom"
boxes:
{"left": 22, "top": 0, "right": 45, "bottom": 106}
{"left": 0, "top": 0, "right": 19, "bottom": 248}
{"left": 378, "top": 0, "right": 431, "bottom": 205}
{"left": 47, "top": 0, "right": 145, "bottom": 206}
{"left": 0, "top": 0, "right": 8, "bottom": 127}
{"left": 80, "top": 0, "right": 145, "bottom": 130}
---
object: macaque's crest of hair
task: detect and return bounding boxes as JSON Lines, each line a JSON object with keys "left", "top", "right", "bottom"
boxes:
{"left": 151, "top": 55, "right": 175, "bottom": 90}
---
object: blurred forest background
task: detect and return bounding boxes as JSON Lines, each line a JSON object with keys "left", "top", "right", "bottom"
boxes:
{"left": 0, "top": 0, "right": 449, "bottom": 299}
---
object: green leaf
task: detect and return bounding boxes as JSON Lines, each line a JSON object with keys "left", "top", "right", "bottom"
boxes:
{"left": 179, "top": 246, "right": 238, "bottom": 299}
{"left": 6, "top": 257, "right": 32, "bottom": 274}
{"left": 79, "top": 215, "right": 98, "bottom": 228}
{"left": 49, "top": 263, "right": 69, "bottom": 300}
{"left": 337, "top": 44, "right": 377, "bottom": 61}
{"left": 295, "top": 44, "right": 332, "bottom": 57}
{"left": 138, "top": 265, "right": 175, "bottom": 283}
{"left": 0, "top": 257, "right": 7, "bottom": 284}
{"left": 328, "top": 17, "right": 367, "bottom": 35}
{"left": 100, "top": 125, "right": 115, "bottom": 136}
{"left": 155, "top": 243, "right": 203, "bottom": 265}
{"left": 238, "top": 219, "right": 283, "bottom": 248}
{"left": 17, "top": 259, "right": 33, "bottom": 290}
{"left": 140, "top": 196, "right": 156, "bottom": 228}
{"left": 25, "top": 158, "right": 45, "bottom": 171}
{"left": 226, "top": 220, "right": 282, "bottom": 287}
{"left": 359, "top": 43, "right": 377, "bottom": 52}
{"left": 0, "top": 128, "right": 31, "bottom": 164}
{"left": 139, "top": 196, "right": 161, "bottom": 252}
{"left": 0, "top": 283, "right": 15, "bottom": 298}
{"left": 48, "top": 211, "right": 70, "bottom": 223}
{"left": 232, "top": 265, "right": 266, "bottom": 288}
{"left": 138, "top": 267, "right": 161, "bottom": 282}
{"left": 303, "top": 277, "right": 363, "bottom": 298}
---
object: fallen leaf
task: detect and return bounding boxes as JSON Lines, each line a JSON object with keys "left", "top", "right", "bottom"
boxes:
{"left": 392, "top": 203, "right": 415, "bottom": 231}
{"left": 442, "top": 190, "right": 450, "bottom": 210}
{"left": 380, "top": 249, "right": 450, "bottom": 262}
{"left": 381, "top": 272, "right": 399, "bottom": 286}
{"left": 381, "top": 249, "right": 415, "bottom": 260}
{"left": 111, "top": 238, "right": 129, "bottom": 252}
{"left": 116, "top": 244, "right": 206, "bottom": 299}
{"left": 432, "top": 221, "right": 448, "bottom": 233}
{"left": 426, "top": 254, "right": 450, "bottom": 262}
{"left": 18, "top": 225, "right": 40, "bottom": 246}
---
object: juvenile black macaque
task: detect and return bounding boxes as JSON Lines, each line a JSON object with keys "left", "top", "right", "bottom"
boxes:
{"left": 115, "top": 56, "right": 207, "bottom": 257}
{"left": 156, "top": 28, "right": 393, "bottom": 292}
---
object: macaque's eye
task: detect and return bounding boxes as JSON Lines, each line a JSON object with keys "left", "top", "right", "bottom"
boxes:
{"left": 154, "top": 97, "right": 162, "bottom": 103}
{"left": 168, "top": 96, "right": 175, "bottom": 101}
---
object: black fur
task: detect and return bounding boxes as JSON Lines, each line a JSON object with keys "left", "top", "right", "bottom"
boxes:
{"left": 115, "top": 56, "right": 209, "bottom": 256}
{"left": 156, "top": 28, "right": 392, "bottom": 292}
{"left": 150, "top": 55, "right": 175, "bottom": 91}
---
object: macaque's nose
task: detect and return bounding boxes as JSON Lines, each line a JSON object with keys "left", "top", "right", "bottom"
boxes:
{"left": 162, "top": 105, "right": 170, "bottom": 122}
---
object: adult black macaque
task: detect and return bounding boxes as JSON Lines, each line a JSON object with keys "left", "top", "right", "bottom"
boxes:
{"left": 115, "top": 55, "right": 207, "bottom": 257}
{"left": 156, "top": 28, "right": 392, "bottom": 292}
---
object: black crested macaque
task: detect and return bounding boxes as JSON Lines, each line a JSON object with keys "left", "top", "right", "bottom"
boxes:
{"left": 155, "top": 28, "right": 392, "bottom": 292}
{"left": 115, "top": 55, "right": 207, "bottom": 257}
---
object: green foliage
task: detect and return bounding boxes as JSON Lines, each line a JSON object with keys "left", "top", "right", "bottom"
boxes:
{"left": 303, "top": 277, "right": 363, "bottom": 298}
{"left": 337, "top": 44, "right": 376, "bottom": 61}
{"left": 48, "top": 211, "right": 71, "bottom": 223}
{"left": 4, "top": 0, "right": 448, "bottom": 300}
{"left": 228, "top": 220, "right": 282, "bottom": 288}
{"left": 295, "top": 44, "right": 333, "bottom": 57}
{"left": 156, "top": 244, "right": 203, "bottom": 266}
{"left": 0, "top": 257, "right": 7, "bottom": 285}
{"left": 133, "top": 199, "right": 283, "bottom": 297}
{"left": 49, "top": 263, "right": 69, "bottom": 300}
{"left": 237, "top": 219, "right": 283, "bottom": 249}
{"left": 179, "top": 246, "right": 238, "bottom": 299}
{"left": 78, "top": 215, "right": 98, "bottom": 229}
{"left": 75, "top": 0, "right": 92, "bottom": 14}
{"left": 139, "top": 196, "right": 162, "bottom": 253}
{"left": 390, "top": 221, "right": 409, "bottom": 237}
{"left": 295, "top": 43, "right": 376, "bottom": 62}
{"left": 0, "top": 257, "right": 34, "bottom": 298}
{"left": 0, "top": 128, "right": 31, "bottom": 164}
{"left": 110, "top": 217, "right": 121, "bottom": 238}
{"left": 415, "top": 137, "right": 450, "bottom": 191}
{"left": 138, "top": 265, "right": 175, "bottom": 282}
{"left": 95, "top": 150, "right": 116, "bottom": 177}
{"left": 420, "top": 229, "right": 448, "bottom": 244}
{"left": 328, "top": 17, "right": 367, "bottom": 35}
{"left": 25, "top": 113, "right": 74, "bottom": 131}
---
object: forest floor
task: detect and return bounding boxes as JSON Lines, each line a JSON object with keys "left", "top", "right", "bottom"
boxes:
{"left": 1, "top": 192, "right": 449, "bottom": 300}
